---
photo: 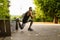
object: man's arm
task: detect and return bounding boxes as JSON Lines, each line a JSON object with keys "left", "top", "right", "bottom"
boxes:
{"left": 29, "top": 11, "right": 33, "bottom": 19}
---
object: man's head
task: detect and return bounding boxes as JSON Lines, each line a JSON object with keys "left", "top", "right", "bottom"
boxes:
{"left": 29, "top": 7, "right": 32, "bottom": 11}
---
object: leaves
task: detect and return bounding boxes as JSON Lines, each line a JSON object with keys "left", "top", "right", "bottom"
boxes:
{"left": 34, "top": 0, "right": 60, "bottom": 22}
{"left": 0, "top": 0, "right": 10, "bottom": 20}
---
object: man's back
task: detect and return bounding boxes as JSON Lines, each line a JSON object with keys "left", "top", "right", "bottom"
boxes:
{"left": 22, "top": 11, "right": 30, "bottom": 23}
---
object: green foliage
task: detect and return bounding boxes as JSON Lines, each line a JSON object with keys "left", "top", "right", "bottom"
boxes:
{"left": 10, "top": 15, "right": 21, "bottom": 20}
{"left": 34, "top": 0, "right": 60, "bottom": 22}
{"left": 0, "top": 0, "right": 10, "bottom": 20}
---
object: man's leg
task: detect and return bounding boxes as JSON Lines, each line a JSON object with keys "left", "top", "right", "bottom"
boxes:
{"left": 28, "top": 20, "right": 33, "bottom": 31}
{"left": 19, "top": 22, "right": 23, "bottom": 29}
{"left": 16, "top": 19, "right": 19, "bottom": 30}
{"left": 21, "top": 23, "right": 26, "bottom": 29}
{"left": 16, "top": 21, "right": 18, "bottom": 30}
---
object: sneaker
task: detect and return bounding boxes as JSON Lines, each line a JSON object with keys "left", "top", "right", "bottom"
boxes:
{"left": 28, "top": 28, "right": 33, "bottom": 31}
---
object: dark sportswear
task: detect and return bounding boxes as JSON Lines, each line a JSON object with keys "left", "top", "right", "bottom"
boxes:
{"left": 22, "top": 11, "right": 30, "bottom": 23}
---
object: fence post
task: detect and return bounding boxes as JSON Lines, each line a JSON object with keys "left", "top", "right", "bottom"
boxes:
{"left": 0, "top": 20, "right": 11, "bottom": 37}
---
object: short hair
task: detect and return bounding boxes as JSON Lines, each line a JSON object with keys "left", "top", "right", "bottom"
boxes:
{"left": 29, "top": 7, "right": 32, "bottom": 9}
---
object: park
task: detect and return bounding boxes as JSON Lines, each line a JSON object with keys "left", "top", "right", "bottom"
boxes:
{"left": 0, "top": 0, "right": 60, "bottom": 40}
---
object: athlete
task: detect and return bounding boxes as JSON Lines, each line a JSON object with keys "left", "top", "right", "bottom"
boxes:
{"left": 19, "top": 7, "right": 33, "bottom": 31}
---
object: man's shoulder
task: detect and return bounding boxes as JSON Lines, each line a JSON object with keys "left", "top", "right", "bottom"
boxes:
{"left": 24, "top": 11, "right": 29, "bottom": 14}
{"left": 26, "top": 11, "right": 32, "bottom": 13}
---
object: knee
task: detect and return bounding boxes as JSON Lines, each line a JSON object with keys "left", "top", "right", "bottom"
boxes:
{"left": 16, "top": 18, "right": 19, "bottom": 22}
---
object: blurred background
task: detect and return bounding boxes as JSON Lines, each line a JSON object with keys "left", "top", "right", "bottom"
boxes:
{"left": 0, "top": 0, "right": 60, "bottom": 38}
{"left": 0, "top": 0, "right": 60, "bottom": 23}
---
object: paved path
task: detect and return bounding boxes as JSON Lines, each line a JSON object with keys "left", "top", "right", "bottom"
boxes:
{"left": 0, "top": 23, "right": 60, "bottom": 40}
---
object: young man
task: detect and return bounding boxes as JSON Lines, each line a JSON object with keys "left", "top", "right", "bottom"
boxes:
{"left": 19, "top": 7, "right": 33, "bottom": 31}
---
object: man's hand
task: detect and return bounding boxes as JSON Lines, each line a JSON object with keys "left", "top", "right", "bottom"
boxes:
{"left": 29, "top": 11, "right": 33, "bottom": 19}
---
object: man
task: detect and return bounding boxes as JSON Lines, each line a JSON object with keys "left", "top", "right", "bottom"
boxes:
{"left": 19, "top": 7, "right": 33, "bottom": 31}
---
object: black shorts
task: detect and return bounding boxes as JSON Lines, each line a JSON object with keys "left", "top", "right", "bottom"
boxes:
{"left": 22, "top": 19, "right": 33, "bottom": 23}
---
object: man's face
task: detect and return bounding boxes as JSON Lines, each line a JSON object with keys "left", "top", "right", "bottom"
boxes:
{"left": 29, "top": 7, "right": 32, "bottom": 11}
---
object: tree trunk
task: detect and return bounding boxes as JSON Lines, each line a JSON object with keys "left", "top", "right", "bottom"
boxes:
{"left": 54, "top": 16, "right": 58, "bottom": 24}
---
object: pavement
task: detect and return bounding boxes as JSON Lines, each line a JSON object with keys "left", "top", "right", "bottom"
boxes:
{"left": 0, "top": 22, "right": 60, "bottom": 40}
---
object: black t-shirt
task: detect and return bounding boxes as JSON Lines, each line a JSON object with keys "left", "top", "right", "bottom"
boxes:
{"left": 22, "top": 11, "right": 30, "bottom": 23}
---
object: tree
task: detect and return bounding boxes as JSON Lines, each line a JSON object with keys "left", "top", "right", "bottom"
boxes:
{"left": 34, "top": 0, "right": 60, "bottom": 23}
{"left": 0, "top": 0, "right": 11, "bottom": 36}
{"left": 0, "top": 0, "right": 10, "bottom": 20}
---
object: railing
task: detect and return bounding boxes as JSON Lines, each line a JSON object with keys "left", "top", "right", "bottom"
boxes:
{"left": 0, "top": 19, "right": 11, "bottom": 37}
{"left": 0, "top": 19, "right": 22, "bottom": 37}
